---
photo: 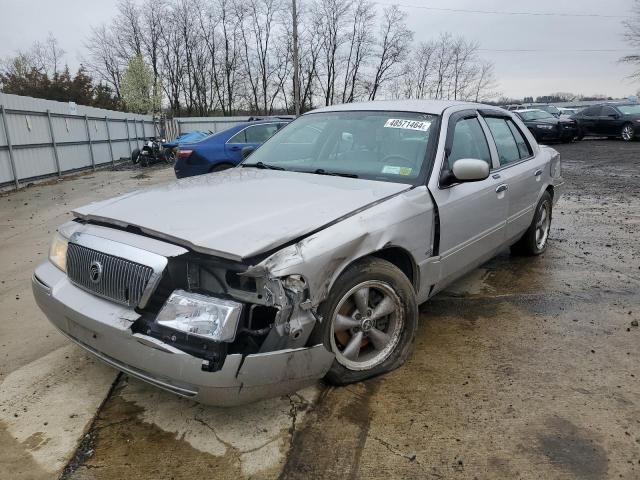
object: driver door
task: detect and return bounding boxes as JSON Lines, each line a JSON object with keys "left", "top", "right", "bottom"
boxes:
{"left": 428, "top": 111, "right": 508, "bottom": 288}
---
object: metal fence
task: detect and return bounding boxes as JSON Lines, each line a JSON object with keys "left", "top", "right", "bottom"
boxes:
{"left": 0, "top": 93, "right": 157, "bottom": 189}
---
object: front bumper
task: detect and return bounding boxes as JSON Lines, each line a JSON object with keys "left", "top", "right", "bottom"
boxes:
{"left": 32, "top": 261, "right": 334, "bottom": 406}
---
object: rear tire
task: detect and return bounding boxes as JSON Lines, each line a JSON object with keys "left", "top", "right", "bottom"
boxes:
{"left": 131, "top": 148, "right": 140, "bottom": 164}
{"left": 621, "top": 123, "right": 635, "bottom": 142}
{"left": 310, "top": 257, "right": 418, "bottom": 385}
{"left": 511, "top": 191, "right": 552, "bottom": 256}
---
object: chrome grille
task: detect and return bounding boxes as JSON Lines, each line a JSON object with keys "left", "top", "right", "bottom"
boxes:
{"left": 67, "top": 243, "right": 154, "bottom": 307}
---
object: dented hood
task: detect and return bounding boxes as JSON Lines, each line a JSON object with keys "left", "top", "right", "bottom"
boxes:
{"left": 73, "top": 168, "right": 409, "bottom": 261}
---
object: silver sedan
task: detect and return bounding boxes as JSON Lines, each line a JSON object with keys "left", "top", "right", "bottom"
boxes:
{"left": 33, "top": 100, "right": 564, "bottom": 405}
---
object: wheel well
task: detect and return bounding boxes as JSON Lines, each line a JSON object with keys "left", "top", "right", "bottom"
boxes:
{"left": 371, "top": 247, "right": 418, "bottom": 291}
{"left": 545, "top": 185, "right": 554, "bottom": 200}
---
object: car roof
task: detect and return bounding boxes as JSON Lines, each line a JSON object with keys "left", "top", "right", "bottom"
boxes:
{"left": 516, "top": 109, "right": 549, "bottom": 113}
{"left": 309, "top": 99, "right": 496, "bottom": 116}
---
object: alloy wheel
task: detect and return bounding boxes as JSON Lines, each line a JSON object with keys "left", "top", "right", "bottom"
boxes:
{"left": 622, "top": 124, "right": 634, "bottom": 142}
{"left": 535, "top": 202, "right": 551, "bottom": 250}
{"left": 330, "top": 280, "right": 404, "bottom": 371}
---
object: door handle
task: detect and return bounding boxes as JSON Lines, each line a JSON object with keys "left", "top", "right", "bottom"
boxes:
{"left": 229, "top": 146, "right": 241, "bottom": 151}
{"left": 496, "top": 184, "right": 509, "bottom": 194}
{"left": 534, "top": 169, "right": 543, "bottom": 177}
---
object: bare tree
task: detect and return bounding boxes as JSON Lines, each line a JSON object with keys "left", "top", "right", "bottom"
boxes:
{"left": 340, "top": 0, "right": 376, "bottom": 103}
{"left": 367, "top": 5, "right": 413, "bottom": 101}
{"left": 313, "top": 0, "right": 353, "bottom": 106}
{"left": 85, "top": 25, "right": 125, "bottom": 97}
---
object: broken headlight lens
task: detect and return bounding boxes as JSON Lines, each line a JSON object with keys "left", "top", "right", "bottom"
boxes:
{"left": 49, "top": 232, "right": 68, "bottom": 272}
{"left": 156, "top": 290, "right": 242, "bottom": 342}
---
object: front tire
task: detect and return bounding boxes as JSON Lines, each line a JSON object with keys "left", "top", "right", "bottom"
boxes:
{"left": 621, "top": 123, "right": 635, "bottom": 142}
{"left": 511, "top": 191, "right": 552, "bottom": 256}
{"left": 131, "top": 148, "right": 140, "bottom": 164}
{"left": 311, "top": 257, "right": 418, "bottom": 385}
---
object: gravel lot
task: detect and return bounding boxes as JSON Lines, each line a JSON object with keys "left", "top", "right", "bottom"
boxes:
{"left": 1, "top": 140, "right": 639, "bottom": 479}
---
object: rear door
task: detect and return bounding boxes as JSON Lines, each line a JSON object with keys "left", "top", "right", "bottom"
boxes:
{"left": 579, "top": 106, "right": 602, "bottom": 135}
{"left": 481, "top": 113, "right": 543, "bottom": 243}
{"left": 428, "top": 110, "right": 508, "bottom": 287}
{"left": 225, "top": 123, "right": 280, "bottom": 163}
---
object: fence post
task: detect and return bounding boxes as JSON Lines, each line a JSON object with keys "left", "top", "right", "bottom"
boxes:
{"left": 46, "top": 110, "right": 62, "bottom": 177}
{"left": 0, "top": 105, "right": 19, "bottom": 189}
{"left": 105, "top": 116, "right": 115, "bottom": 167}
{"left": 84, "top": 114, "right": 95, "bottom": 170}
{"left": 133, "top": 119, "right": 139, "bottom": 149}
{"left": 125, "top": 118, "right": 132, "bottom": 156}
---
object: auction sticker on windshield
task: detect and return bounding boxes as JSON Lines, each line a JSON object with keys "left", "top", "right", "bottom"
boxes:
{"left": 384, "top": 118, "right": 431, "bottom": 131}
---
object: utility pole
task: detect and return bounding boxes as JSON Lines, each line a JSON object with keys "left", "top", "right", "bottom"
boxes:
{"left": 292, "top": 0, "right": 301, "bottom": 116}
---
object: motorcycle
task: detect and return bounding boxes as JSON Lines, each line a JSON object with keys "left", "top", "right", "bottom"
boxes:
{"left": 131, "top": 137, "right": 175, "bottom": 167}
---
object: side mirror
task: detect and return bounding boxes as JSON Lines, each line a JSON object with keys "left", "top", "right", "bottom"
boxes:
{"left": 241, "top": 146, "right": 256, "bottom": 159}
{"left": 451, "top": 158, "right": 490, "bottom": 182}
{"left": 609, "top": 113, "right": 619, "bottom": 119}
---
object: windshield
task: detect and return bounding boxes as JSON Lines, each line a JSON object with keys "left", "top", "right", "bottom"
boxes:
{"left": 618, "top": 105, "right": 640, "bottom": 115}
{"left": 519, "top": 110, "right": 555, "bottom": 121}
{"left": 242, "top": 111, "right": 438, "bottom": 184}
{"left": 536, "top": 105, "right": 560, "bottom": 115}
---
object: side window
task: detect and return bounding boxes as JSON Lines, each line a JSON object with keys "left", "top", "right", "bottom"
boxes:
{"left": 506, "top": 119, "right": 532, "bottom": 158}
{"left": 484, "top": 117, "right": 521, "bottom": 166}
{"left": 245, "top": 124, "right": 279, "bottom": 143}
{"left": 227, "top": 129, "right": 247, "bottom": 144}
{"left": 447, "top": 117, "right": 491, "bottom": 169}
{"left": 601, "top": 106, "right": 616, "bottom": 117}
{"left": 584, "top": 106, "right": 602, "bottom": 117}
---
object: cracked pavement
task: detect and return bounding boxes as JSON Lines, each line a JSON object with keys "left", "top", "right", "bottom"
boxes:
{"left": 1, "top": 140, "right": 639, "bottom": 479}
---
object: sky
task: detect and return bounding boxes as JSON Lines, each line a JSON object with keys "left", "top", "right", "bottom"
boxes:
{"left": 0, "top": 0, "right": 638, "bottom": 99}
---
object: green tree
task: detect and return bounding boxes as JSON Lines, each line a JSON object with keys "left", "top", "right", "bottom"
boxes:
{"left": 120, "top": 54, "right": 159, "bottom": 114}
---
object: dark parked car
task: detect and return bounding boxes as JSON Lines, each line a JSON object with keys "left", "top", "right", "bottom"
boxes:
{"left": 572, "top": 104, "right": 640, "bottom": 141}
{"left": 174, "top": 119, "right": 290, "bottom": 178}
{"left": 514, "top": 109, "right": 578, "bottom": 143}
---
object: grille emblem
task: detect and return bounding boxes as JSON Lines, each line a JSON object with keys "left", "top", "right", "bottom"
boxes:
{"left": 89, "top": 260, "right": 103, "bottom": 284}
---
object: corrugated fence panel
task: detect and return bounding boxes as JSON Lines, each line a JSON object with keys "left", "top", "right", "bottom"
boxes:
{"left": 14, "top": 144, "right": 58, "bottom": 179}
{"left": 93, "top": 143, "right": 111, "bottom": 165}
{"left": 7, "top": 112, "right": 51, "bottom": 146}
{"left": 58, "top": 144, "right": 92, "bottom": 172}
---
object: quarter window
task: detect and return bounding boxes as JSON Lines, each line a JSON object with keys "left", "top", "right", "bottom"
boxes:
{"left": 447, "top": 117, "right": 491, "bottom": 169}
{"left": 484, "top": 117, "right": 521, "bottom": 166}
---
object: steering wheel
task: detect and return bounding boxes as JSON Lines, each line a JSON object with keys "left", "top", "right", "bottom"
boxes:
{"left": 381, "top": 154, "right": 414, "bottom": 168}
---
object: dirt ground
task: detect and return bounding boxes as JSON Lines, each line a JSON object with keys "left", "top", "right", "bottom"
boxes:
{"left": 1, "top": 140, "right": 639, "bottom": 479}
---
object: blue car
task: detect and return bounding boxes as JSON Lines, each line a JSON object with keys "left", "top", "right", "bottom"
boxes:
{"left": 174, "top": 119, "right": 290, "bottom": 178}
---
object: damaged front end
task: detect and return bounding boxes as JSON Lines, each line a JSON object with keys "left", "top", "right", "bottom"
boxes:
{"left": 32, "top": 223, "right": 334, "bottom": 406}
{"left": 130, "top": 248, "right": 325, "bottom": 372}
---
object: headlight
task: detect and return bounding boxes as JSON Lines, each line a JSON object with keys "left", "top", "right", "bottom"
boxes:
{"left": 49, "top": 232, "right": 68, "bottom": 272}
{"left": 536, "top": 124, "right": 554, "bottom": 130}
{"left": 156, "top": 290, "right": 242, "bottom": 342}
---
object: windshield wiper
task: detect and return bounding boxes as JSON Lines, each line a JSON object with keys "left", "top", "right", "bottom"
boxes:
{"left": 243, "top": 161, "right": 286, "bottom": 171}
{"left": 312, "top": 168, "right": 358, "bottom": 178}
